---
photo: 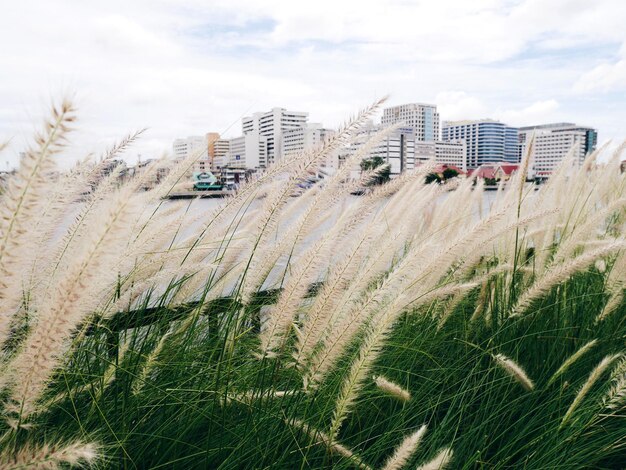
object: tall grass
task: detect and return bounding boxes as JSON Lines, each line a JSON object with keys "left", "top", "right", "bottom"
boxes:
{"left": 0, "top": 98, "right": 625, "bottom": 469}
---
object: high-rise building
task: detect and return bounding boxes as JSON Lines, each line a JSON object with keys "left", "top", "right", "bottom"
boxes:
{"left": 242, "top": 108, "right": 308, "bottom": 166}
{"left": 172, "top": 135, "right": 211, "bottom": 172}
{"left": 341, "top": 123, "right": 416, "bottom": 177}
{"left": 283, "top": 123, "right": 337, "bottom": 170}
{"left": 442, "top": 120, "right": 519, "bottom": 169}
{"left": 224, "top": 133, "right": 268, "bottom": 170}
{"left": 172, "top": 135, "right": 208, "bottom": 161}
{"left": 518, "top": 123, "right": 598, "bottom": 180}
{"left": 382, "top": 103, "right": 440, "bottom": 141}
{"left": 206, "top": 132, "right": 229, "bottom": 170}
{"left": 414, "top": 141, "right": 467, "bottom": 171}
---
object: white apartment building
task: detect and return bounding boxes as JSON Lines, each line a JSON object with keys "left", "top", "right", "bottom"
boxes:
{"left": 382, "top": 103, "right": 440, "bottom": 141}
{"left": 283, "top": 123, "right": 338, "bottom": 169}
{"left": 414, "top": 141, "right": 467, "bottom": 171}
{"left": 518, "top": 123, "right": 598, "bottom": 179}
{"left": 225, "top": 133, "right": 268, "bottom": 170}
{"left": 242, "top": 108, "right": 308, "bottom": 166}
{"left": 172, "top": 135, "right": 208, "bottom": 162}
{"left": 341, "top": 124, "right": 416, "bottom": 177}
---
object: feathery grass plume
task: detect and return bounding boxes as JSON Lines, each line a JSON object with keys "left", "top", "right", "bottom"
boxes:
{"left": 561, "top": 353, "right": 622, "bottom": 427}
{"left": 374, "top": 375, "right": 411, "bottom": 402}
{"left": 492, "top": 353, "right": 535, "bottom": 391}
{"left": 242, "top": 124, "right": 403, "bottom": 304}
{"left": 511, "top": 241, "right": 626, "bottom": 317}
{"left": 5, "top": 183, "right": 137, "bottom": 420}
{"left": 551, "top": 197, "right": 626, "bottom": 265}
{"left": 416, "top": 447, "right": 453, "bottom": 470}
{"left": 328, "top": 293, "right": 408, "bottom": 440}
{"left": 597, "top": 248, "right": 626, "bottom": 322}
{"left": 604, "top": 357, "right": 626, "bottom": 410}
{"left": 381, "top": 425, "right": 427, "bottom": 470}
{"left": 287, "top": 419, "right": 372, "bottom": 470}
{"left": 0, "top": 441, "right": 99, "bottom": 469}
{"left": 548, "top": 339, "right": 598, "bottom": 386}
{"left": 0, "top": 99, "right": 76, "bottom": 348}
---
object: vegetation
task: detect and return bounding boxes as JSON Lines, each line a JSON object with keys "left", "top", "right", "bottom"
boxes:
{"left": 425, "top": 167, "right": 459, "bottom": 184}
{"left": 361, "top": 156, "right": 391, "bottom": 185}
{"left": 0, "top": 99, "right": 625, "bottom": 469}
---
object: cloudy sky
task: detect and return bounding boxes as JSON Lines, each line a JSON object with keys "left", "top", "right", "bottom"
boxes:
{"left": 1, "top": 0, "right": 625, "bottom": 167}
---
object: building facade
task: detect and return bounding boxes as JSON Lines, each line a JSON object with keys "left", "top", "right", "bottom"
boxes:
{"left": 414, "top": 140, "right": 467, "bottom": 171}
{"left": 382, "top": 103, "right": 440, "bottom": 141}
{"left": 341, "top": 124, "right": 416, "bottom": 177}
{"left": 442, "top": 120, "right": 519, "bottom": 169}
{"left": 282, "top": 123, "right": 337, "bottom": 170}
{"left": 242, "top": 108, "right": 308, "bottom": 167}
{"left": 224, "top": 133, "right": 268, "bottom": 170}
{"left": 206, "top": 132, "right": 230, "bottom": 171}
{"left": 518, "top": 123, "right": 598, "bottom": 179}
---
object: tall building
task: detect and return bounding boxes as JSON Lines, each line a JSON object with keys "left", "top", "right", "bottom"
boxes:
{"left": 442, "top": 120, "right": 519, "bottom": 169}
{"left": 242, "top": 108, "right": 308, "bottom": 166}
{"left": 341, "top": 123, "right": 416, "bottom": 177}
{"left": 224, "top": 133, "right": 268, "bottom": 170}
{"left": 518, "top": 123, "right": 598, "bottom": 180}
{"left": 206, "top": 132, "right": 229, "bottom": 170}
{"left": 382, "top": 103, "right": 440, "bottom": 141}
{"left": 283, "top": 123, "right": 337, "bottom": 170}
{"left": 414, "top": 141, "right": 467, "bottom": 171}
{"left": 172, "top": 135, "right": 208, "bottom": 161}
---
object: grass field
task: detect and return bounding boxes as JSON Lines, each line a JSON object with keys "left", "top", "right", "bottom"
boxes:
{"left": 0, "top": 99, "right": 625, "bottom": 469}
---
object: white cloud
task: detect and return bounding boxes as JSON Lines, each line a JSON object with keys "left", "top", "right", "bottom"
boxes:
{"left": 497, "top": 99, "right": 560, "bottom": 126}
{"left": 0, "top": 0, "right": 624, "bottom": 167}
{"left": 574, "top": 60, "right": 626, "bottom": 93}
{"left": 436, "top": 92, "right": 489, "bottom": 121}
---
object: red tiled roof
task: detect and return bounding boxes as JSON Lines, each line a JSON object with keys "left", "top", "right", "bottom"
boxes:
{"left": 499, "top": 164, "right": 519, "bottom": 175}
{"left": 432, "top": 164, "right": 465, "bottom": 175}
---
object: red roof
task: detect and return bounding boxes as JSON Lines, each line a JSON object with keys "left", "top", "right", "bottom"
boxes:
{"left": 469, "top": 166, "right": 498, "bottom": 179}
{"left": 469, "top": 163, "right": 519, "bottom": 179}
{"left": 432, "top": 164, "right": 466, "bottom": 175}
{"left": 499, "top": 164, "right": 519, "bottom": 175}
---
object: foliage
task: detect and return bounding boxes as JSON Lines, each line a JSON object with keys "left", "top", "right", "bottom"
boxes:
{"left": 360, "top": 156, "right": 391, "bottom": 185}
{"left": 0, "top": 99, "right": 625, "bottom": 469}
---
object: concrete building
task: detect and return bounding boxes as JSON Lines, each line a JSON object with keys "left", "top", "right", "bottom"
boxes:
{"left": 382, "top": 103, "right": 440, "bottom": 141}
{"left": 224, "top": 133, "right": 268, "bottom": 170}
{"left": 442, "top": 120, "right": 519, "bottom": 169}
{"left": 414, "top": 141, "right": 467, "bottom": 171}
{"left": 172, "top": 134, "right": 213, "bottom": 172}
{"left": 207, "top": 132, "right": 230, "bottom": 171}
{"left": 517, "top": 123, "right": 598, "bottom": 180}
{"left": 283, "top": 123, "right": 337, "bottom": 170}
{"left": 172, "top": 135, "right": 208, "bottom": 161}
{"left": 242, "top": 108, "right": 308, "bottom": 166}
{"left": 341, "top": 124, "right": 416, "bottom": 177}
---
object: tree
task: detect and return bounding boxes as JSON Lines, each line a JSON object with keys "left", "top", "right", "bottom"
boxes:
{"left": 442, "top": 168, "right": 459, "bottom": 180}
{"left": 360, "top": 156, "right": 391, "bottom": 186}
{"left": 425, "top": 173, "right": 442, "bottom": 184}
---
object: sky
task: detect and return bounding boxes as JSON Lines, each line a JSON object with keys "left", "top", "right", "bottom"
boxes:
{"left": 1, "top": 0, "right": 625, "bottom": 168}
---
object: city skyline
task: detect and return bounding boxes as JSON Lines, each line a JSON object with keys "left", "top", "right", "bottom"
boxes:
{"left": 1, "top": 0, "right": 624, "bottom": 168}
